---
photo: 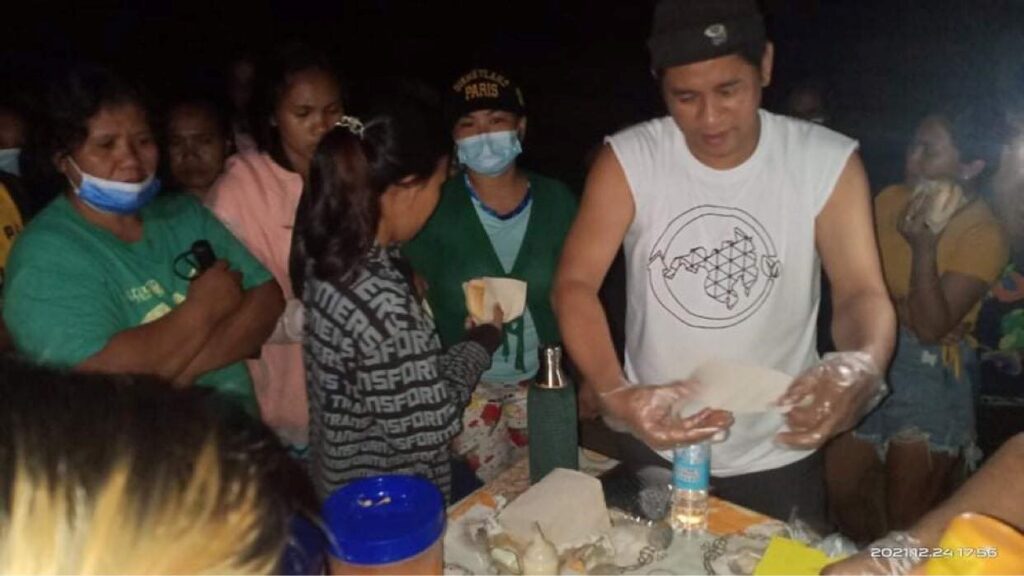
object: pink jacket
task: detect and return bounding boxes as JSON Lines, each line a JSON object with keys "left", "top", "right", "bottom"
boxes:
{"left": 207, "top": 151, "right": 308, "bottom": 446}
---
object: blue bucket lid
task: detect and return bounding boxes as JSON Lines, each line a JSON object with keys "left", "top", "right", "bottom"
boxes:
{"left": 323, "top": 475, "right": 445, "bottom": 566}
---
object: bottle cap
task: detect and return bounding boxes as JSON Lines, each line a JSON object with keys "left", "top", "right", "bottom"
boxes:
{"left": 536, "top": 344, "right": 567, "bottom": 390}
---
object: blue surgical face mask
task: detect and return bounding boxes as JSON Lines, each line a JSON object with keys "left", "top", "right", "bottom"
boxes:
{"left": 0, "top": 148, "right": 20, "bottom": 176}
{"left": 456, "top": 130, "right": 522, "bottom": 176}
{"left": 66, "top": 158, "right": 161, "bottom": 215}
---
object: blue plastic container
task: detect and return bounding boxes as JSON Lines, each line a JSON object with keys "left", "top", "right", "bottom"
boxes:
{"left": 323, "top": 475, "right": 446, "bottom": 574}
{"left": 279, "top": 514, "right": 327, "bottom": 575}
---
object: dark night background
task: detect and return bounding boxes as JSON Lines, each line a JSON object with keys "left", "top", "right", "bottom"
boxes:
{"left": 3, "top": 0, "right": 1024, "bottom": 191}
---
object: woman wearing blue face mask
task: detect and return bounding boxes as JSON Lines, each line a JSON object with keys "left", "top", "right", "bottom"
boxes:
{"left": 3, "top": 64, "right": 284, "bottom": 416}
{"left": 402, "top": 67, "right": 579, "bottom": 487}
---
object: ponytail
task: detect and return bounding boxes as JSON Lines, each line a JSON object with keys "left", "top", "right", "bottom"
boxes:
{"left": 290, "top": 101, "right": 446, "bottom": 296}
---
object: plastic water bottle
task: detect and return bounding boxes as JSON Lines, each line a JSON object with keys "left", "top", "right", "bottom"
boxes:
{"left": 670, "top": 441, "right": 710, "bottom": 536}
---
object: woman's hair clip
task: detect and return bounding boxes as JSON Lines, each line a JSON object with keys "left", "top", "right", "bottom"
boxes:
{"left": 335, "top": 115, "right": 365, "bottom": 138}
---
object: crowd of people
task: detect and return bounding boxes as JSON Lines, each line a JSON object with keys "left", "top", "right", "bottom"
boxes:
{"left": 0, "top": 0, "right": 1022, "bottom": 571}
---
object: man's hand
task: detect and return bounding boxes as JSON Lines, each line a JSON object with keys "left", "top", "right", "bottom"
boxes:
{"left": 598, "top": 381, "right": 733, "bottom": 450}
{"left": 775, "top": 351, "right": 886, "bottom": 449}
{"left": 186, "top": 260, "right": 243, "bottom": 323}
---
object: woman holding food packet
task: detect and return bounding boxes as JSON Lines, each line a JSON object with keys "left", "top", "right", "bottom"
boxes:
{"left": 402, "top": 67, "right": 579, "bottom": 485}
{"left": 290, "top": 100, "right": 506, "bottom": 502}
{"left": 828, "top": 105, "right": 1010, "bottom": 541}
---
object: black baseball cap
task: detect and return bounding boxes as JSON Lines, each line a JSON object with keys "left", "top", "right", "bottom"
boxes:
{"left": 648, "top": 0, "right": 766, "bottom": 70}
{"left": 444, "top": 68, "right": 526, "bottom": 126}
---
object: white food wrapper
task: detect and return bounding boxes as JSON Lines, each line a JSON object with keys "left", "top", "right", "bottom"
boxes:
{"left": 463, "top": 277, "right": 528, "bottom": 324}
{"left": 910, "top": 179, "right": 966, "bottom": 234}
{"left": 687, "top": 361, "right": 794, "bottom": 415}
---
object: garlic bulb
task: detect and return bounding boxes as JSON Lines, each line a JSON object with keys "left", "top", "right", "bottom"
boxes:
{"left": 521, "top": 523, "right": 559, "bottom": 575}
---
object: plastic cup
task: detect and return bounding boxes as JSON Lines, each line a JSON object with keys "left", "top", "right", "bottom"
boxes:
{"left": 323, "top": 475, "right": 445, "bottom": 575}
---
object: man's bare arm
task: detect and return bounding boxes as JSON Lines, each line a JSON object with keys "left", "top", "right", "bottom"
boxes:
{"left": 552, "top": 145, "right": 634, "bottom": 395}
{"left": 777, "top": 153, "right": 897, "bottom": 449}
{"left": 817, "top": 152, "right": 896, "bottom": 372}
{"left": 553, "top": 145, "right": 734, "bottom": 448}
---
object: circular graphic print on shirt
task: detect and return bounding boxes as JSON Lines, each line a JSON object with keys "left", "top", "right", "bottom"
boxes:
{"left": 647, "top": 205, "right": 782, "bottom": 329}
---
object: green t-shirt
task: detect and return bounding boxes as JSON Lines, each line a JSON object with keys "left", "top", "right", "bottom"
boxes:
{"left": 3, "top": 192, "right": 272, "bottom": 415}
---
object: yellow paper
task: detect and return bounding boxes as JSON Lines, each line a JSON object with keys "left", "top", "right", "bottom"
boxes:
{"left": 753, "top": 536, "right": 834, "bottom": 576}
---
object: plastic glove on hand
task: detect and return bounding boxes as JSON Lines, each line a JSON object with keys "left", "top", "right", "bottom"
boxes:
{"left": 821, "top": 531, "right": 922, "bottom": 575}
{"left": 775, "top": 351, "right": 885, "bottom": 450}
{"left": 598, "top": 381, "right": 733, "bottom": 450}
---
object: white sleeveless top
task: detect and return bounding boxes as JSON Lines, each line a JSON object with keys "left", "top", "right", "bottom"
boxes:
{"left": 607, "top": 110, "right": 857, "bottom": 476}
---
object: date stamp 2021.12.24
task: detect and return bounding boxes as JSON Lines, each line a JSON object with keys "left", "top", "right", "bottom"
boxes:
{"left": 870, "top": 546, "right": 999, "bottom": 560}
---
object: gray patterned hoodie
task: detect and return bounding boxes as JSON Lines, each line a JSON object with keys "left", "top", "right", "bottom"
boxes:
{"left": 302, "top": 244, "right": 498, "bottom": 501}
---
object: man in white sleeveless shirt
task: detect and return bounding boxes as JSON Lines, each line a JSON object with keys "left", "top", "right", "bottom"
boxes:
{"left": 554, "top": 0, "right": 896, "bottom": 532}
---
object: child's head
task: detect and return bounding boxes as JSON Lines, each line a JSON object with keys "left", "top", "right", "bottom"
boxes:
{"left": 0, "top": 361, "right": 308, "bottom": 574}
{"left": 291, "top": 96, "right": 446, "bottom": 292}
